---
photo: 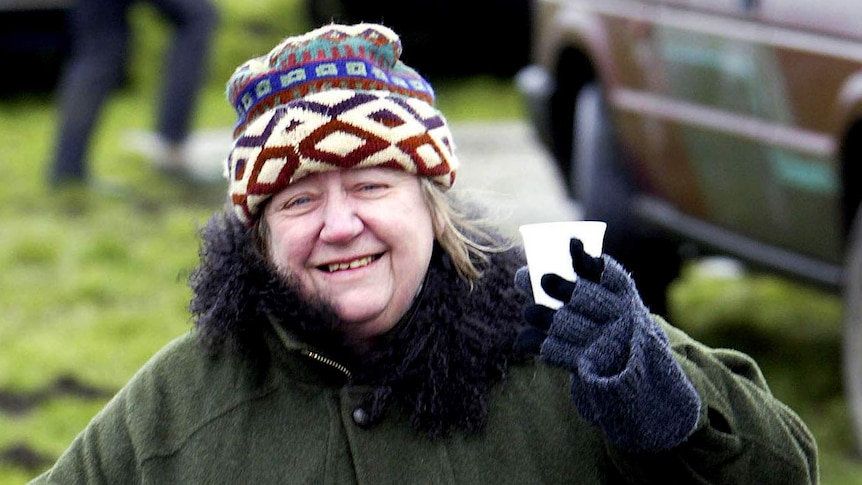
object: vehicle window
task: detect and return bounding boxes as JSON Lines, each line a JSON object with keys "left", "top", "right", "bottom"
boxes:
{"left": 654, "top": 25, "right": 789, "bottom": 121}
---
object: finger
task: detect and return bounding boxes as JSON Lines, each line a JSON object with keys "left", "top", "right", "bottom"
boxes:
{"left": 514, "top": 326, "right": 546, "bottom": 354}
{"left": 514, "top": 266, "right": 533, "bottom": 297}
{"left": 570, "top": 238, "right": 604, "bottom": 283}
{"left": 595, "top": 256, "right": 645, "bottom": 306}
{"left": 540, "top": 273, "right": 576, "bottom": 302}
{"left": 523, "top": 303, "right": 556, "bottom": 332}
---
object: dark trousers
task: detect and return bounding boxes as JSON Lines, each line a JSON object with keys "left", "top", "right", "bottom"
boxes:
{"left": 49, "top": 0, "right": 218, "bottom": 182}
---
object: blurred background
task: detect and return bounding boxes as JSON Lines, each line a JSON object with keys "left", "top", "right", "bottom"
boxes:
{"left": 0, "top": 0, "right": 860, "bottom": 483}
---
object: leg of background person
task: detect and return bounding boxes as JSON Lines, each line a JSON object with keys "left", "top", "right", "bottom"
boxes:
{"left": 48, "top": 0, "right": 132, "bottom": 185}
{"left": 148, "top": 0, "right": 219, "bottom": 162}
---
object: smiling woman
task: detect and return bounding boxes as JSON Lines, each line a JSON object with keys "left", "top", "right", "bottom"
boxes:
{"left": 30, "top": 22, "right": 818, "bottom": 484}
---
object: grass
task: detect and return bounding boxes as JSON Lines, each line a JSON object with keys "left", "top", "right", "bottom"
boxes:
{"left": 1, "top": 0, "right": 860, "bottom": 483}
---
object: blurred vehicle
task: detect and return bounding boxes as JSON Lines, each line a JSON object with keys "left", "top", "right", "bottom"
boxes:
{"left": 0, "top": 0, "right": 71, "bottom": 94}
{"left": 305, "top": 0, "right": 531, "bottom": 78}
{"left": 517, "top": 0, "right": 862, "bottom": 454}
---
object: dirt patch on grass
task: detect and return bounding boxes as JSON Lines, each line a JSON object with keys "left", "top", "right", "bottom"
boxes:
{"left": 0, "top": 375, "right": 113, "bottom": 415}
{"left": 0, "top": 375, "right": 115, "bottom": 472}
{"left": 0, "top": 444, "right": 54, "bottom": 473}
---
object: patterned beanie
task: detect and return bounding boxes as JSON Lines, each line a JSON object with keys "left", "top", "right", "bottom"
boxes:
{"left": 225, "top": 23, "right": 459, "bottom": 226}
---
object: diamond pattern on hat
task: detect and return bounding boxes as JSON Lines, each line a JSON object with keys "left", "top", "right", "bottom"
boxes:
{"left": 303, "top": 121, "right": 390, "bottom": 162}
{"left": 254, "top": 157, "right": 289, "bottom": 185}
{"left": 368, "top": 109, "right": 405, "bottom": 128}
{"left": 227, "top": 89, "right": 458, "bottom": 225}
{"left": 415, "top": 144, "right": 443, "bottom": 169}
{"left": 315, "top": 131, "right": 368, "bottom": 157}
{"left": 248, "top": 145, "right": 300, "bottom": 188}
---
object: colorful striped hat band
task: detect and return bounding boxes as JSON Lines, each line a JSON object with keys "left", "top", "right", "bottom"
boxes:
{"left": 225, "top": 23, "right": 459, "bottom": 226}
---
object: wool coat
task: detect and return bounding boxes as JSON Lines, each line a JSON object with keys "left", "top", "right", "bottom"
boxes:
{"left": 31, "top": 213, "right": 818, "bottom": 484}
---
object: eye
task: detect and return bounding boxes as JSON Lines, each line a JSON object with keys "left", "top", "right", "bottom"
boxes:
{"left": 278, "top": 193, "right": 318, "bottom": 214}
{"left": 286, "top": 195, "right": 312, "bottom": 207}
{"left": 359, "top": 183, "right": 385, "bottom": 192}
{"left": 354, "top": 182, "right": 389, "bottom": 198}
{"left": 343, "top": 168, "right": 400, "bottom": 196}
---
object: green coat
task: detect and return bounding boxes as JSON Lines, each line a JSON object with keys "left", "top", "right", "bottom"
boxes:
{"left": 32, "top": 318, "right": 816, "bottom": 484}
{"left": 32, "top": 214, "right": 817, "bottom": 483}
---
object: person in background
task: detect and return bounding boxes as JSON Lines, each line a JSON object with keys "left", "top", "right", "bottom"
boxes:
{"left": 31, "top": 23, "right": 818, "bottom": 483}
{"left": 47, "top": 0, "right": 218, "bottom": 187}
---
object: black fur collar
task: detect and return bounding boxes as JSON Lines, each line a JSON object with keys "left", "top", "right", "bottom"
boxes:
{"left": 188, "top": 210, "right": 529, "bottom": 437}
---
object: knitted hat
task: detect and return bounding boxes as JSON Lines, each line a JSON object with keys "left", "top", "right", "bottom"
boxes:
{"left": 225, "top": 23, "right": 459, "bottom": 226}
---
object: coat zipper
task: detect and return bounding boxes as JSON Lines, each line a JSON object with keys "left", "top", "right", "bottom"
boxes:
{"left": 301, "top": 349, "right": 352, "bottom": 380}
{"left": 267, "top": 318, "right": 352, "bottom": 380}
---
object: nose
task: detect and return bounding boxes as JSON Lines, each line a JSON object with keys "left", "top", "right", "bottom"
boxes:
{"left": 319, "top": 191, "right": 363, "bottom": 243}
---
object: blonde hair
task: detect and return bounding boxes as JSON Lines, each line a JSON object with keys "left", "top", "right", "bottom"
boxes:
{"left": 252, "top": 178, "right": 510, "bottom": 286}
{"left": 419, "top": 179, "right": 509, "bottom": 284}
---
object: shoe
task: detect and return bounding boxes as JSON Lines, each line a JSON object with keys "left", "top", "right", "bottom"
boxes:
{"left": 124, "top": 130, "right": 227, "bottom": 184}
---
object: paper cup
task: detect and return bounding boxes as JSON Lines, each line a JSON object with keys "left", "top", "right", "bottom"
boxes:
{"left": 518, "top": 221, "right": 607, "bottom": 309}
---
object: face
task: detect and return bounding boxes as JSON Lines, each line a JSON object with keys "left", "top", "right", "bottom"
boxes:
{"left": 263, "top": 168, "right": 437, "bottom": 345}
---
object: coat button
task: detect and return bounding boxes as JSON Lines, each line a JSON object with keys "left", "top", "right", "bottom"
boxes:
{"left": 352, "top": 407, "right": 370, "bottom": 427}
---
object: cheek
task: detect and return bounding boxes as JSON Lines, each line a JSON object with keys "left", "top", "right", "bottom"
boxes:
{"left": 267, "top": 226, "right": 312, "bottom": 276}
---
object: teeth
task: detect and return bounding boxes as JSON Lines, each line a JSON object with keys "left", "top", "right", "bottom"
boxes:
{"left": 326, "top": 256, "right": 374, "bottom": 272}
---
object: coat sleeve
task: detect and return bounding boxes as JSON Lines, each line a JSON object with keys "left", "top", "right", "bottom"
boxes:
{"left": 28, "top": 385, "right": 142, "bottom": 485}
{"left": 606, "top": 319, "right": 818, "bottom": 484}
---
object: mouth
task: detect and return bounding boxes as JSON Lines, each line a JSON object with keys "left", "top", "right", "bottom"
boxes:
{"left": 317, "top": 254, "right": 382, "bottom": 273}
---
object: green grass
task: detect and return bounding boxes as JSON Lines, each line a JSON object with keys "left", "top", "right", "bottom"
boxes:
{"left": 1, "top": 0, "right": 860, "bottom": 483}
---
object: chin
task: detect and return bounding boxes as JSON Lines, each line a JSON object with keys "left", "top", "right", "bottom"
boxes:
{"left": 333, "top": 300, "right": 386, "bottom": 324}
{"left": 329, "top": 288, "right": 388, "bottom": 317}
{"left": 339, "top": 315, "right": 395, "bottom": 342}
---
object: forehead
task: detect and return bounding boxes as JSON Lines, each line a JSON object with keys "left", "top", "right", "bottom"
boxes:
{"left": 265, "top": 168, "right": 423, "bottom": 209}
{"left": 288, "top": 167, "right": 416, "bottom": 190}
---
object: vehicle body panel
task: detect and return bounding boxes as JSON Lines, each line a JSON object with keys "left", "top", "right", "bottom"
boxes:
{"left": 522, "top": 0, "right": 862, "bottom": 279}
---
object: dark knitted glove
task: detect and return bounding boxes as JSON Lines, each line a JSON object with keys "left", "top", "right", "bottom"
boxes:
{"left": 515, "top": 239, "right": 701, "bottom": 453}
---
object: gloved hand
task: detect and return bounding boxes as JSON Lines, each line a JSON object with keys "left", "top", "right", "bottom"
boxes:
{"left": 515, "top": 238, "right": 701, "bottom": 453}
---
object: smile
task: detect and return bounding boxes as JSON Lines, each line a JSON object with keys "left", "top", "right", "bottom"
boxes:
{"left": 319, "top": 254, "right": 381, "bottom": 273}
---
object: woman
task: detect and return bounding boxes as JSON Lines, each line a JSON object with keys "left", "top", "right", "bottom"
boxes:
{"left": 32, "top": 23, "right": 817, "bottom": 484}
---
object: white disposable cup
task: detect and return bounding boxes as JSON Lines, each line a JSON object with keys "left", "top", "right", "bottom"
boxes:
{"left": 518, "top": 221, "right": 607, "bottom": 309}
